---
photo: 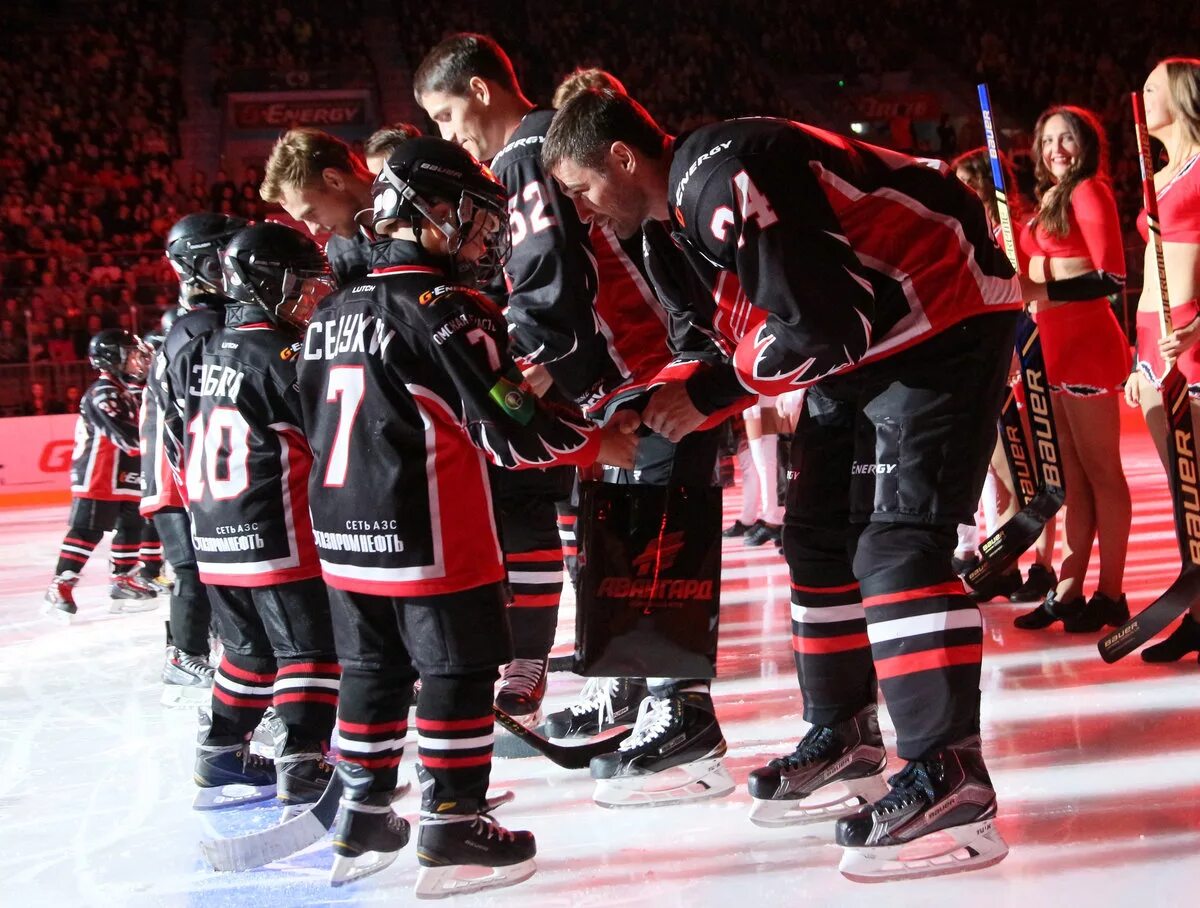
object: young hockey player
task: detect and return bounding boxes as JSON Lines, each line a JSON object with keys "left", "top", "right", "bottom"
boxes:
{"left": 296, "top": 137, "right": 635, "bottom": 896}
{"left": 161, "top": 222, "right": 339, "bottom": 813}
{"left": 544, "top": 89, "right": 1022, "bottom": 881}
{"left": 44, "top": 328, "right": 157, "bottom": 620}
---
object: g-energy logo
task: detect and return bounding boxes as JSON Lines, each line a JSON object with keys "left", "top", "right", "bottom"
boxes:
{"left": 674, "top": 141, "right": 733, "bottom": 208}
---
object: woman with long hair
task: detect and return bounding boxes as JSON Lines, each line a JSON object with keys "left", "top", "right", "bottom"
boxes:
{"left": 1124, "top": 57, "right": 1200, "bottom": 662}
{"left": 952, "top": 148, "right": 1058, "bottom": 603}
{"left": 1012, "top": 105, "right": 1132, "bottom": 633}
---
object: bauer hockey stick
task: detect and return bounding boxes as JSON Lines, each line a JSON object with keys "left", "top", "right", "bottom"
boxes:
{"left": 1098, "top": 92, "right": 1200, "bottom": 662}
{"left": 965, "top": 84, "right": 1066, "bottom": 592}
{"left": 998, "top": 384, "right": 1036, "bottom": 509}
{"left": 199, "top": 772, "right": 343, "bottom": 872}
{"left": 493, "top": 707, "right": 630, "bottom": 770}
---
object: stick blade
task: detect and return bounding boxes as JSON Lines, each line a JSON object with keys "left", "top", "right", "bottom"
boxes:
{"left": 1098, "top": 569, "right": 1200, "bottom": 663}
{"left": 492, "top": 707, "right": 630, "bottom": 770}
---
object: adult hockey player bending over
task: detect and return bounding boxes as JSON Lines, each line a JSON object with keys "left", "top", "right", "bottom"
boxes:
{"left": 544, "top": 90, "right": 1022, "bottom": 882}
{"left": 296, "top": 137, "right": 635, "bottom": 897}
{"left": 162, "top": 223, "right": 340, "bottom": 814}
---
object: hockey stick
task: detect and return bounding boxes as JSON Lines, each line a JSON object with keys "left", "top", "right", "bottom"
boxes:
{"left": 965, "top": 85, "right": 1066, "bottom": 591}
{"left": 998, "top": 383, "right": 1036, "bottom": 509}
{"left": 1098, "top": 92, "right": 1200, "bottom": 662}
{"left": 493, "top": 706, "right": 630, "bottom": 770}
{"left": 199, "top": 773, "right": 343, "bottom": 872}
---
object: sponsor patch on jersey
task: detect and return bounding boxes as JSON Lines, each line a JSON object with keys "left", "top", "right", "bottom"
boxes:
{"left": 418, "top": 284, "right": 457, "bottom": 306}
{"left": 279, "top": 342, "right": 302, "bottom": 361}
{"left": 489, "top": 376, "right": 534, "bottom": 425}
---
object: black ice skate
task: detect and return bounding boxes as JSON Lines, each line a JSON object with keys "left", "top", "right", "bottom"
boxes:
{"left": 108, "top": 570, "right": 158, "bottom": 613}
{"left": 493, "top": 657, "right": 548, "bottom": 759}
{"left": 193, "top": 738, "right": 277, "bottom": 810}
{"left": 589, "top": 688, "right": 734, "bottom": 808}
{"left": 835, "top": 736, "right": 1008, "bottom": 882}
{"left": 414, "top": 797, "right": 536, "bottom": 899}
{"left": 747, "top": 703, "right": 888, "bottom": 828}
{"left": 161, "top": 645, "right": 215, "bottom": 707}
{"left": 544, "top": 676, "right": 648, "bottom": 740}
{"left": 277, "top": 750, "right": 335, "bottom": 820}
{"left": 330, "top": 761, "right": 411, "bottom": 887}
{"left": 43, "top": 571, "right": 80, "bottom": 623}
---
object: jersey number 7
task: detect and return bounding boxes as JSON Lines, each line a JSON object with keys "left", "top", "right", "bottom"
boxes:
{"left": 323, "top": 366, "right": 366, "bottom": 487}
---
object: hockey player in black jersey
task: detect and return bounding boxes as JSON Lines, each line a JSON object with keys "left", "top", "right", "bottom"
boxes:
{"left": 544, "top": 91, "right": 1021, "bottom": 880}
{"left": 296, "top": 137, "right": 635, "bottom": 897}
{"left": 44, "top": 329, "right": 158, "bottom": 621}
{"left": 162, "top": 222, "right": 340, "bottom": 813}
{"left": 147, "top": 213, "right": 247, "bottom": 705}
{"left": 260, "top": 128, "right": 375, "bottom": 286}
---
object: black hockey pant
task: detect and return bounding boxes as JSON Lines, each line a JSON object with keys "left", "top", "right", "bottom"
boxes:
{"left": 153, "top": 507, "right": 212, "bottom": 658}
{"left": 330, "top": 583, "right": 513, "bottom": 800}
{"left": 206, "top": 577, "right": 338, "bottom": 755}
{"left": 784, "top": 312, "right": 1016, "bottom": 759}
{"left": 55, "top": 498, "right": 142, "bottom": 577}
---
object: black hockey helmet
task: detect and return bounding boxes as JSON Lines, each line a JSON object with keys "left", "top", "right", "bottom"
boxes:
{"left": 364, "top": 136, "right": 510, "bottom": 285}
{"left": 165, "top": 212, "right": 250, "bottom": 299}
{"left": 143, "top": 306, "right": 183, "bottom": 351}
{"left": 220, "top": 223, "right": 334, "bottom": 329}
{"left": 88, "top": 328, "right": 152, "bottom": 384}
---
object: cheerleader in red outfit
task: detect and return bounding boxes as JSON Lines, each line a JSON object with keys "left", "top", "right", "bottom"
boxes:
{"left": 1012, "top": 105, "right": 1132, "bottom": 634}
{"left": 1124, "top": 58, "right": 1200, "bottom": 662}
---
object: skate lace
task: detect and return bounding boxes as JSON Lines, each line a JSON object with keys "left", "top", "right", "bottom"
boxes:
{"left": 471, "top": 810, "right": 516, "bottom": 843}
{"left": 569, "top": 677, "right": 620, "bottom": 722}
{"left": 178, "top": 652, "right": 215, "bottom": 678}
{"left": 498, "top": 658, "right": 545, "bottom": 697}
{"left": 241, "top": 748, "right": 273, "bottom": 772}
{"left": 772, "top": 724, "right": 837, "bottom": 770}
{"left": 874, "top": 760, "right": 937, "bottom": 815}
{"left": 618, "top": 696, "right": 674, "bottom": 752}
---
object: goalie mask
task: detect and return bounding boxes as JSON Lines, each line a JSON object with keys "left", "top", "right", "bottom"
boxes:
{"left": 362, "top": 136, "right": 511, "bottom": 286}
{"left": 220, "top": 223, "right": 335, "bottom": 329}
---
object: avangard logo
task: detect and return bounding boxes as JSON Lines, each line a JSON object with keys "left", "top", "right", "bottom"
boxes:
{"left": 632, "top": 531, "right": 686, "bottom": 576}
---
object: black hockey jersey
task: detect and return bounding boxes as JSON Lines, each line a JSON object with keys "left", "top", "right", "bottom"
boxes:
{"left": 491, "top": 110, "right": 672, "bottom": 414}
{"left": 296, "top": 240, "right": 601, "bottom": 597}
{"left": 666, "top": 118, "right": 1021, "bottom": 398}
{"left": 138, "top": 386, "right": 184, "bottom": 515}
{"left": 162, "top": 304, "right": 319, "bottom": 587}
{"left": 70, "top": 374, "right": 142, "bottom": 501}
{"left": 326, "top": 231, "right": 371, "bottom": 287}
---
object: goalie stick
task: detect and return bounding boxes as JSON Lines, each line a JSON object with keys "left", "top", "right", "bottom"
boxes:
{"left": 200, "top": 772, "right": 343, "bottom": 872}
{"left": 493, "top": 706, "right": 630, "bottom": 770}
{"left": 965, "top": 84, "right": 1066, "bottom": 592}
{"left": 1098, "top": 92, "right": 1200, "bottom": 663}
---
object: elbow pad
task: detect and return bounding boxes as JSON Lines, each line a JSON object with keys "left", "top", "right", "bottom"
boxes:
{"left": 1045, "top": 270, "right": 1124, "bottom": 302}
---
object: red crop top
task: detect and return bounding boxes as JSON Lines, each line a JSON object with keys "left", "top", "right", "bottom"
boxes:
{"left": 1019, "top": 177, "right": 1125, "bottom": 276}
{"left": 1137, "top": 154, "right": 1200, "bottom": 245}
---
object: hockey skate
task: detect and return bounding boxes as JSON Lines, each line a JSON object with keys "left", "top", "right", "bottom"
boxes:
{"left": 414, "top": 797, "right": 536, "bottom": 899}
{"left": 277, "top": 751, "right": 335, "bottom": 820}
{"left": 835, "top": 736, "right": 1008, "bottom": 882}
{"left": 108, "top": 571, "right": 159, "bottom": 613}
{"left": 493, "top": 657, "right": 547, "bottom": 759}
{"left": 544, "top": 676, "right": 648, "bottom": 741}
{"left": 330, "top": 762, "right": 411, "bottom": 887}
{"left": 747, "top": 703, "right": 888, "bottom": 828}
{"left": 589, "top": 689, "right": 734, "bottom": 808}
{"left": 193, "top": 738, "right": 277, "bottom": 809}
{"left": 161, "top": 645, "right": 215, "bottom": 707}
{"left": 43, "top": 572, "right": 80, "bottom": 623}
{"left": 138, "top": 565, "right": 175, "bottom": 596}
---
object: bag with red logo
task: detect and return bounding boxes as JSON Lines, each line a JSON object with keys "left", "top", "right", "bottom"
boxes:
{"left": 573, "top": 480, "right": 722, "bottom": 678}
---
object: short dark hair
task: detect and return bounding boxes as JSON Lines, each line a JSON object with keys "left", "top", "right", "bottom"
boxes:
{"left": 413, "top": 33, "right": 521, "bottom": 101}
{"left": 364, "top": 123, "right": 422, "bottom": 158}
{"left": 543, "top": 89, "right": 667, "bottom": 174}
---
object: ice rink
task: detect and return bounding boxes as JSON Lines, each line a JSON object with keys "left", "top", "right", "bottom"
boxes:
{"left": 2, "top": 414, "right": 1199, "bottom": 907}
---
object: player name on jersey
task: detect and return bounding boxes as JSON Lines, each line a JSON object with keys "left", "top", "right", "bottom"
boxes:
{"left": 303, "top": 312, "right": 396, "bottom": 361}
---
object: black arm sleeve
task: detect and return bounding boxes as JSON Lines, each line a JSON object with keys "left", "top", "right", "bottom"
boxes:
{"left": 1045, "top": 270, "right": 1125, "bottom": 302}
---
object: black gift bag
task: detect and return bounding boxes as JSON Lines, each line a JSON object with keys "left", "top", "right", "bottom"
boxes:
{"left": 574, "top": 480, "right": 722, "bottom": 679}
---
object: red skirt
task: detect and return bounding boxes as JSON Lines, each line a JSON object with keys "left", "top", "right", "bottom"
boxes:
{"left": 1135, "top": 299, "right": 1200, "bottom": 396}
{"left": 1033, "top": 299, "right": 1131, "bottom": 396}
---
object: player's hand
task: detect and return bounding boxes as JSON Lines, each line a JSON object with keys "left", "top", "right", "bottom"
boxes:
{"left": 596, "top": 422, "right": 638, "bottom": 469}
{"left": 641, "top": 382, "right": 705, "bottom": 442}
{"left": 520, "top": 363, "right": 553, "bottom": 397}
{"left": 1159, "top": 316, "right": 1200, "bottom": 362}
{"left": 1123, "top": 372, "right": 1140, "bottom": 408}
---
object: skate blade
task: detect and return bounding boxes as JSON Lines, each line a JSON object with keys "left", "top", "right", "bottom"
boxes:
{"left": 329, "top": 848, "right": 401, "bottom": 887}
{"left": 838, "top": 819, "right": 1009, "bottom": 883}
{"left": 749, "top": 774, "right": 890, "bottom": 828}
{"left": 161, "top": 685, "right": 213, "bottom": 708}
{"left": 192, "top": 783, "right": 277, "bottom": 810}
{"left": 414, "top": 857, "right": 537, "bottom": 900}
{"left": 594, "top": 758, "right": 735, "bottom": 809}
{"left": 109, "top": 598, "right": 159, "bottom": 613}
